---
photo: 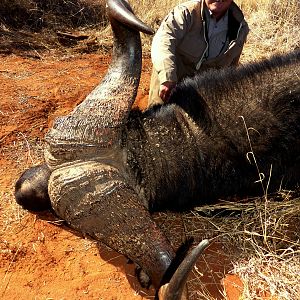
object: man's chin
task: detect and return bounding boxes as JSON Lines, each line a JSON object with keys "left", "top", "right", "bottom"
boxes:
{"left": 207, "top": 1, "right": 231, "bottom": 18}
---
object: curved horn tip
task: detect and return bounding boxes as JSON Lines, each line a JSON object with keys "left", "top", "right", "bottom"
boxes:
{"left": 159, "top": 239, "right": 210, "bottom": 300}
{"left": 194, "top": 239, "right": 210, "bottom": 253}
{"left": 107, "top": 0, "right": 154, "bottom": 35}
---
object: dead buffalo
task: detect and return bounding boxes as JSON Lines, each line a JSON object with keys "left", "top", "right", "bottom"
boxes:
{"left": 15, "top": 0, "right": 300, "bottom": 298}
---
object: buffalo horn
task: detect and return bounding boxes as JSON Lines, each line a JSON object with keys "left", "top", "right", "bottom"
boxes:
{"left": 159, "top": 239, "right": 210, "bottom": 300}
{"left": 107, "top": 0, "right": 154, "bottom": 35}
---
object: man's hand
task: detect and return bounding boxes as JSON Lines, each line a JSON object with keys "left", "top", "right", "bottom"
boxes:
{"left": 159, "top": 81, "right": 176, "bottom": 102}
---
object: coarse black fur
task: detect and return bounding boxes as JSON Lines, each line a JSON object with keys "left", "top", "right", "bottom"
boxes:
{"left": 124, "top": 50, "right": 300, "bottom": 212}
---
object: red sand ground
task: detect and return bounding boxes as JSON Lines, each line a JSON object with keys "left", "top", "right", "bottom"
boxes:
{"left": 0, "top": 53, "right": 245, "bottom": 299}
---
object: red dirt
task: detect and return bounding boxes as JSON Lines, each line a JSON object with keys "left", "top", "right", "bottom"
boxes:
{"left": 0, "top": 53, "right": 244, "bottom": 299}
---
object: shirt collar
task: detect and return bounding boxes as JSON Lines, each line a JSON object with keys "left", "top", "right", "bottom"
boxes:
{"left": 205, "top": 7, "right": 229, "bottom": 22}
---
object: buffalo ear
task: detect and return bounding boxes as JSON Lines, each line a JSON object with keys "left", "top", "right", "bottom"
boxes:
{"left": 15, "top": 164, "right": 52, "bottom": 211}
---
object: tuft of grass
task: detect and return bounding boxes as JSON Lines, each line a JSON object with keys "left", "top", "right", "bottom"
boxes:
{"left": 238, "top": 0, "right": 300, "bottom": 62}
{"left": 0, "top": 0, "right": 108, "bottom": 55}
{"left": 0, "top": 0, "right": 107, "bottom": 31}
{"left": 174, "top": 192, "right": 300, "bottom": 300}
{"left": 233, "top": 255, "right": 300, "bottom": 299}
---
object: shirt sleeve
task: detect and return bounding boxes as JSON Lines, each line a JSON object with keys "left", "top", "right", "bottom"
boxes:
{"left": 151, "top": 5, "right": 192, "bottom": 84}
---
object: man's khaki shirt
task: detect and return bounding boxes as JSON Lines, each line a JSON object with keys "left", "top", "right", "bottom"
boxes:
{"left": 149, "top": 0, "right": 249, "bottom": 105}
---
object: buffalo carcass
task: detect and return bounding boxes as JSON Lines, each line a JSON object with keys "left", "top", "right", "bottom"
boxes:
{"left": 15, "top": 0, "right": 300, "bottom": 298}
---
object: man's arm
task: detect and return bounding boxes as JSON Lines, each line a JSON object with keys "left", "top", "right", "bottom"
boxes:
{"left": 151, "top": 5, "right": 192, "bottom": 86}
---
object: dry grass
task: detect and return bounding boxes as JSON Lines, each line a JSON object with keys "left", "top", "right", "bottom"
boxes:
{"left": 233, "top": 256, "right": 300, "bottom": 299}
{"left": 133, "top": 0, "right": 300, "bottom": 61}
{"left": 1, "top": 0, "right": 299, "bottom": 58}
{"left": 0, "top": 1, "right": 299, "bottom": 299}
{"left": 0, "top": 0, "right": 107, "bottom": 30}
{"left": 177, "top": 193, "right": 300, "bottom": 300}
{"left": 0, "top": 0, "right": 108, "bottom": 55}
{"left": 237, "top": 0, "right": 300, "bottom": 62}
{"left": 0, "top": 137, "right": 44, "bottom": 234}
